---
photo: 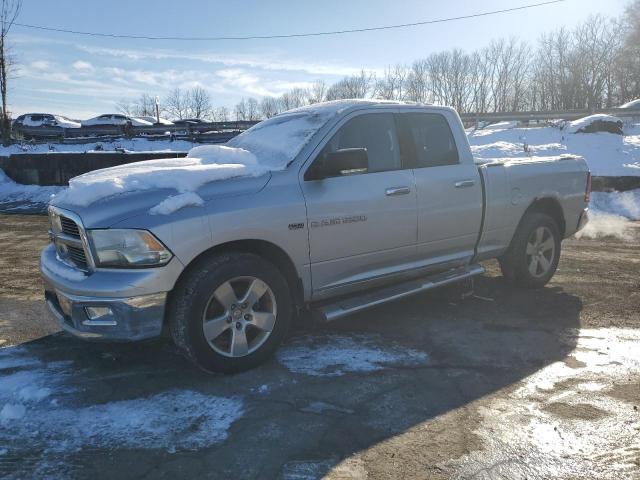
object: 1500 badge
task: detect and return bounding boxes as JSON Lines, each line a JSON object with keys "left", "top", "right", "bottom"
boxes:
{"left": 310, "top": 215, "right": 367, "bottom": 228}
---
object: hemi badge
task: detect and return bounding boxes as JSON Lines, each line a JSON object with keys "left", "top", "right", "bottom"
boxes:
{"left": 288, "top": 222, "right": 305, "bottom": 231}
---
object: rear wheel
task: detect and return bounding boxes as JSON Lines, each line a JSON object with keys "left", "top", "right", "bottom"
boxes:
{"left": 169, "top": 252, "right": 292, "bottom": 373}
{"left": 499, "top": 213, "right": 561, "bottom": 288}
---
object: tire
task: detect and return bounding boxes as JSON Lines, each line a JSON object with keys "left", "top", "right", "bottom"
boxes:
{"left": 498, "top": 212, "right": 561, "bottom": 289}
{"left": 168, "top": 252, "right": 292, "bottom": 373}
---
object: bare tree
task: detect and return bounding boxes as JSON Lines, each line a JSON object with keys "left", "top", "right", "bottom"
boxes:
{"left": 279, "top": 88, "right": 308, "bottom": 111}
{"left": 0, "top": 0, "right": 20, "bottom": 144}
{"left": 116, "top": 93, "right": 158, "bottom": 117}
{"left": 212, "top": 106, "right": 230, "bottom": 122}
{"left": 307, "top": 80, "right": 326, "bottom": 104}
{"left": 326, "top": 70, "right": 374, "bottom": 100}
{"left": 260, "top": 96, "right": 280, "bottom": 118}
{"left": 245, "top": 97, "right": 260, "bottom": 121}
{"left": 373, "top": 65, "right": 408, "bottom": 100}
{"left": 405, "top": 59, "right": 429, "bottom": 103}
{"left": 186, "top": 86, "right": 212, "bottom": 120}
{"left": 164, "top": 88, "right": 188, "bottom": 120}
{"left": 234, "top": 98, "right": 247, "bottom": 121}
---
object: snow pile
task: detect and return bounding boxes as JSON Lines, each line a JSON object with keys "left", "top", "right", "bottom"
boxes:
{"left": 0, "top": 169, "right": 63, "bottom": 208}
{"left": 277, "top": 334, "right": 428, "bottom": 377}
{"left": 565, "top": 114, "right": 623, "bottom": 134}
{"left": 620, "top": 99, "right": 640, "bottom": 109}
{"left": 482, "top": 121, "right": 519, "bottom": 130}
{"left": 0, "top": 137, "right": 198, "bottom": 155}
{"left": 0, "top": 403, "right": 25, "bottom": 421}
{"left": 149, "top": 192, "right": 204, "bottom": 215}
{"left": 468, "top": 124, "right": 640, "bottom": 177}
{"left": 53, "top": 144, "right": 266, "bottom": 207}
{"left": 590, "top": 189, "right": 640, "bottom": 220}
{"left": 576, "top": 188, "right": 640, "bottom": 240}
{"left": 0, "top": 344, "right": 245, "bottom": 471}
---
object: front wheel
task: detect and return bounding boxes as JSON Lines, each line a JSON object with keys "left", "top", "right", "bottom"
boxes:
{"left": 168, "top": 252, "right": 292, "bottom": 373}
{"left": 499, "top": 213, "right": 561, "bottom": 288}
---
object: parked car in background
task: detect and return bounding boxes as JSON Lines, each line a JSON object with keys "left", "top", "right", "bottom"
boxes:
{"left": 12, "top": 113, "right": 81, "bottom": 140}
{"left": 81, "top": 114, "right": 153, "bottom": 127}
{"left": 619, "top": 99, "right": 640, "bottom": 110}
{"left": 138, "top": 116, "right": 174, "bottom": 126}
{"left": 13, "top": 113, "right": 81, "bottom": 129}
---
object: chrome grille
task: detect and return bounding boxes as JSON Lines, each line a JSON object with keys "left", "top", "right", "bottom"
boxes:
{"left": 60, "top": 216, "right": 80, "bottom": 238}
{"left": 66, "top": 245, "right": 88, "bottom": 269}
{"left": 48, "top": 207, "right": 91, "bottom": 272}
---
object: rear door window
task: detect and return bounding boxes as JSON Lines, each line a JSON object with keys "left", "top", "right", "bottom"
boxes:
{"left": 397, "top": 113, "right": 459, "bottom": 168}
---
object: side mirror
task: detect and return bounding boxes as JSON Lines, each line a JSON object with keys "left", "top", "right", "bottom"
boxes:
{"left": 307, "top": 148, "right": 369, "bottom": 180}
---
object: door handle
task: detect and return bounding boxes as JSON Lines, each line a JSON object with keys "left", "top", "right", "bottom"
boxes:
{"left": 454, "top": 180, "right": 476, "bottom": 188}
{"left": 385, "top": 186, "right": 411, "bottom": 196}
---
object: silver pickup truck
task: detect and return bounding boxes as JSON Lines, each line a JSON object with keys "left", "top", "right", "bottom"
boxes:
{"left": 41, "top": 100, "right": 590, "bottom": 372}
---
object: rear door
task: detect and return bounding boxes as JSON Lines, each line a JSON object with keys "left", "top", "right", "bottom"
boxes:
{"left": 300, "top": 111, "right": 418, "bottom": 298}
{"left": 396, "top": 111, "right": 482, "bottom": 269}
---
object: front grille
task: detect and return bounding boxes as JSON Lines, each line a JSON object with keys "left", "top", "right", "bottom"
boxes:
{"left": 66, "top": 245, "right": 88, "bottom": 270}
{"left": 49, "top": 208, "right": 91, "bottom": 272}
{"left": 60, "top": 216, "right": 80, "bottom": 238}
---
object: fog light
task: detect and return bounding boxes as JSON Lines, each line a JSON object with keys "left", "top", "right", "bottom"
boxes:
{"left": 84, "top": 306, "right": 112, "bottom": 320}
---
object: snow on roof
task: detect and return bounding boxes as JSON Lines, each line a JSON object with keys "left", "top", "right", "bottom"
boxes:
{"left": 227, "top": 99, "right": 412, "bottom": 168}
{"left": 53, "top": 145, "right": 267, "bottom": 207}
{"left": 566, "top": 114, "right": 622, "bottom": 134}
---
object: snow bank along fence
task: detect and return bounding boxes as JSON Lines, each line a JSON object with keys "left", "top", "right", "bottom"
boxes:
{"left": 0, "top": 151, "right": 188, "bottom": 186}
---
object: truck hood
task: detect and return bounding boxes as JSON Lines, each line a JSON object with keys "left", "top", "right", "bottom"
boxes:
{"left": 51, "top": 172, "right": 272, "bottom": 228}
{"left": 49, "top": 145, "right": 274, "bottom": 228}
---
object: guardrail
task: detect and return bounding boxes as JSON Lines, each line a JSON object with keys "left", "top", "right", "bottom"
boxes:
{"left": 459, "top": 108, "right": 640, "bottom": 123}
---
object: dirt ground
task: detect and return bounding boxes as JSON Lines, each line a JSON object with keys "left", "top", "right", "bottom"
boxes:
{"left": 0, "top": 214, "right": 639, "bottom": 479}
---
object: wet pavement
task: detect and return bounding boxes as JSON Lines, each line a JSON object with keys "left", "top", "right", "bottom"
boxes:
{"left": 0, "top": 216, "right": 639, "bottom": 479}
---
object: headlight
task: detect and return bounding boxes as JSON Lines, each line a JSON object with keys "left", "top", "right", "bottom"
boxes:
{"left": 87, "top": 229, "right": 172, "bottom": 268}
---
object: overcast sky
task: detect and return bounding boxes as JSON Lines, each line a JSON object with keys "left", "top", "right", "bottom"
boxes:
{"left": 11, "top": 0, "right": 628, "bottom": 119}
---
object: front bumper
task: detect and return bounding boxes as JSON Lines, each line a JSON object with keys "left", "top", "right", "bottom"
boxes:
{"left": 44, "top": 288, "right": 166, "bottom": 341}
{"left": 41, "top": 244, "right": 183, "bottom": 341}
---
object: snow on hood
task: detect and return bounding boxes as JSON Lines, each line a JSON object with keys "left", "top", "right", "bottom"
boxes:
{"left": 566, "top": 114, "right": 622, "bottom": 134}
{"left": 52, "top": 145, "right": 268, "bottom": 207}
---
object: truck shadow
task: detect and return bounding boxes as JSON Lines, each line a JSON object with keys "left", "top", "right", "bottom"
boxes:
{"left": 0, "top": 274, "right": 582, "bottom": 479}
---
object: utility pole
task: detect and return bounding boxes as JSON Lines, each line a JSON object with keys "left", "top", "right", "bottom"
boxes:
{"left": 154, "top": 96, "right": 160, "bottom": 124}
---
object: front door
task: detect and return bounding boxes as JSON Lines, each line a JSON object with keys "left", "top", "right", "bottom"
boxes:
{"left": 300, "top": 112, "right": 418, "bottom": 298}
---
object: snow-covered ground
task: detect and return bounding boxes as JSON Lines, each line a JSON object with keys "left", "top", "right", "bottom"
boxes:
{"left": 467, "top": 121, "right": 640, "bottom": 177}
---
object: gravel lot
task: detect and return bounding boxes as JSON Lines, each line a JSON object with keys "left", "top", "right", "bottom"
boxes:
{"left": 0, "top": 214, "right": 639, "bottom": 479}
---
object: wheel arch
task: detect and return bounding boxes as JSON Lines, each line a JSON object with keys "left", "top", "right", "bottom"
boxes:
{"left": 522, "top": 196, "right": 566, "bottom": 237}
{"left": 170, "top": 239, "right": 305, "bottom": 312}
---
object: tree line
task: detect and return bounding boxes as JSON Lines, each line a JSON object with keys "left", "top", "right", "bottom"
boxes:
{"left": 119, "top": 6, "right": 639, "bottom": 122}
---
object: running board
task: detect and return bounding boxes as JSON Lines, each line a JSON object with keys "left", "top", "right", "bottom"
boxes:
{"left": 313, "top": 264, "right": 485, "bottom": 322}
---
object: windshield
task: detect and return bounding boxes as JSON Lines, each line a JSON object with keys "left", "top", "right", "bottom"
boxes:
{"left": 227, "top": 110, "right": 334, "bottom": 169}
